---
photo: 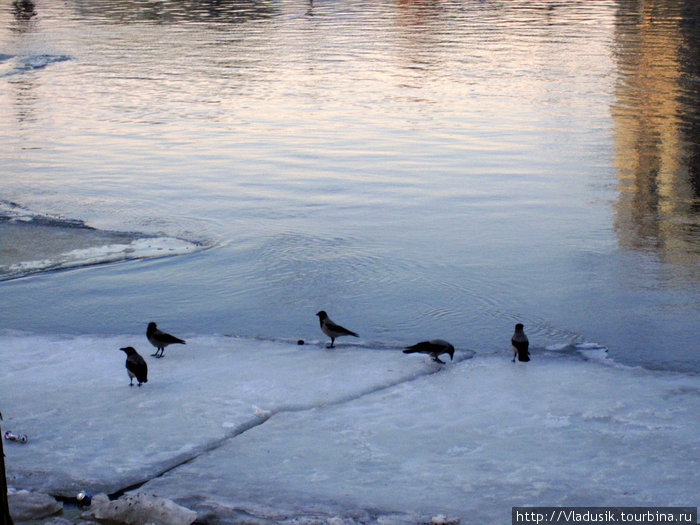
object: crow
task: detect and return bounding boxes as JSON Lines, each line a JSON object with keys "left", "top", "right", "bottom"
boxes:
{"left": 316, "top": 311, "right": 358, "bottom": 348}
{"left": 403, "top": 339, "right": 455, "bottom": 364}
{"left": 120, "top": 346, "right": 148, "bottom": 386}
{"left": 147, "top": 322, "right": 185, "bottom": 358}
{"left": 511, "top": 323, "right": 530, "bottom": 362}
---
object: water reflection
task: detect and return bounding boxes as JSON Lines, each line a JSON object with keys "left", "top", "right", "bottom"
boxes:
{"left": 6, "top": 0, "right": 38, "bottom": 123}
{"left": 12, "top": 0, "right": 36, "bottom": 23}
{"left": 7, "top": 75, "right": 38, "bottom": 123}
{"left": 71, "top": 0, "right": 277, "bottom": 24}
{"left": 10, "top": 0, "right": 36, "bottom": 35}
{"left": 612, "top": 0, "right": 700, "bottom": 280}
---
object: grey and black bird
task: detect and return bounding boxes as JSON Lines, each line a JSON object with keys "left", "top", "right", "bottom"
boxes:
{"left": 316, "top": 311, "right": 358, "bottom": 348}
{"left": 147, "top": 322, "right": 185, "bottom": 358}
{"left": 403, "top": 339, "right": 455, "bottom": 364}
{"left": 511, "top": 323, "right": 530, "bottom": 362}
{"left": 120, "top": 346, "right": 148, "bottom": 386}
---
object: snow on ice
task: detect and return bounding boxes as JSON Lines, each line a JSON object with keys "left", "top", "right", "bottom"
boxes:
{"left": 1, "top": 332, "right": 698, "bottom": 524}
{"left": 82, "top": 492, "right": 197, "bottom": 525}
{"left": 2, "top": 236, "right": 200, "bottom": 280}
{"left": 7, "top": 488, "right": 62, "bottom": 522}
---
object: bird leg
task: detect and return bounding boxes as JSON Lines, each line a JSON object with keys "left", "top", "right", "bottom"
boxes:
{"left": 327, "top": 339, "right": 335, "bottom": 348}
{"left": 433, "top": 356, "right": 445, "bottom": 364}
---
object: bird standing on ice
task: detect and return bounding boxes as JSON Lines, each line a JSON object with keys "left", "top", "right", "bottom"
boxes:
{"left": 316, "top": 311, "right": 358, "bottom": 348}
{"left": 147, "top": 322, "right": 186, "bottom": 358}
{"left": 120, "top": 346, "right": 148, "bottom": 386}
{"left": 511, "top": 323, "right": 530, "bottom": 362}
{"left": 403, "top": 339, "right": 455, "bottom": 364}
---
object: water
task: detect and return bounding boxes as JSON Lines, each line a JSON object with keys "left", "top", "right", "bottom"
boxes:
{"left": 1, "top": 0, "right": 698, "bottom": 371}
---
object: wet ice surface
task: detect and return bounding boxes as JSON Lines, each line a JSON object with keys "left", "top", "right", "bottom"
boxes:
{"left": 7, "top": 488, "right": 63, "bottom": 522}
{"left": 1, "top": 333, "right": 698, "bottom": 524}
{"left": 1, "top": 333, "right": 462, "bottom": 496}
{"left": 0, "top": 202, "right": 203, "bottom": 281}
{"left": 0, "top": 224, "right": 200, "bottom": 281}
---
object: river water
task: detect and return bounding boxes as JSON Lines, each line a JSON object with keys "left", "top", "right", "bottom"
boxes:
{"left": 1, "top": 0, "right": 698, "bottom": 371}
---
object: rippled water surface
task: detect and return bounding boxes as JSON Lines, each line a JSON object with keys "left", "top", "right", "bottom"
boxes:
{"left": 1, "top": 0, "right": 698, "bottom": 370}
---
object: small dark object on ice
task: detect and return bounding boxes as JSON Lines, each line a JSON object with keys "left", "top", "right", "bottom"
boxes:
{"left": 77, "top": 491, "right": 92, "bottom": 507}
{"left": 3, "top": 430, "right": 28, "bottom": 444}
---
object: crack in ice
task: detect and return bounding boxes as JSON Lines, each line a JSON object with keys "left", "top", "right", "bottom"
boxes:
{"left": 109, "top": 353, "right": 473, "bottom": 499}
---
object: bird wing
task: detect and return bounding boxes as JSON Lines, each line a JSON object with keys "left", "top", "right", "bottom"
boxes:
{"left": 511, "top": 337, "right": 529, "bottom": 352}
{"left": 157, "top": 331, "right": 186, "bottom": 344}
{"left": 403, "top": 341, "right": 434, "bottom": 354}
{"left": 404, "top": 340, "right": 453, "bottom": 355}
{"left": 127, "top": 354, "right": 148, "bottom": 380}
{"left": 325, "top": 320, "right": 358, "bottom": 337}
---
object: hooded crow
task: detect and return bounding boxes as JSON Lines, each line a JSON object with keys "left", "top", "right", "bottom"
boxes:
{"left": 147, "top": 322, "right": 185, "bottom": 358}
{"left": 511, "top": 323, "right": 530, "bottom": 362}
{"left": 316, "top": 311, "right": 358, "bottom": 348}
{"left": 403, "top": 339, "right": 455, "bottom": 364}
{"left": 120, "top": 346, "right": 148, "bottom": 386}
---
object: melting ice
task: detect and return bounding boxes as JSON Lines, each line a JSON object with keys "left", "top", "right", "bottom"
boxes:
{"left": 1, "top": 332, "right": 698, "bottom": 524}
{"left": 0, "top": 53, "right": 72, "bottom": 77}
{"left": 0, "top": 201, "right": 203, "bottom": 281}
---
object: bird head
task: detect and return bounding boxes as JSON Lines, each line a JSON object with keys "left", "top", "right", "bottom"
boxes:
{"left": 316, "top": 311, "right": 328, "bottom": 320}
{"left": 447, "top": 345, "right": 455, "bottom": 361}
{"left": 515, "top": 323, "right": 524, "bottom": 332}
{"left": 120, "top": 346, "right": 136, "bottom": 355}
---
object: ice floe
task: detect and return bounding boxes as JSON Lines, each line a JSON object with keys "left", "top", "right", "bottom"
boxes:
{"left": 0, "top": 200, "right": 203, "bottom": 281}
{"left": 1, "top": 332, "right": 698, "bottom": 524}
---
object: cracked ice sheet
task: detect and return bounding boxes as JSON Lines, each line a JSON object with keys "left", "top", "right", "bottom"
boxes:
{"left": 141, "top": 355, "right": 700, "bottom": 524}
{"left": 1, "top": 332, "right": 460, "bottom": 496}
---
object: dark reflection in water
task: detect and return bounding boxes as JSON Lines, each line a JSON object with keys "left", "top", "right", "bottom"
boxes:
{"left": 612, "top": 0, "right": 700, "bottom": 281}
{"left": 10, "top": 0, "right": 36, "bottom": 32}
{"left": 678, "top": 2, "right": 700, "bottom": 202}
{"left": 8, "top": 0, "right": 38, "bottom": 122}
{"left": 72, "top": 0, "right": 277, "bottom": 24}
{"left": 7, "top": 76, "right": 39, "bottom": 124}
{"left": 12, "top": 0, "right": 35, "bottom": 22}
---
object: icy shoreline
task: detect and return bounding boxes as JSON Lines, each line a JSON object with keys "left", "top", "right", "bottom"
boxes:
{"left": 1, "top": 333, "right": 698, "bottom": 524}
{"left": 0, "top": 201, "right": 205, "bottom": 282}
